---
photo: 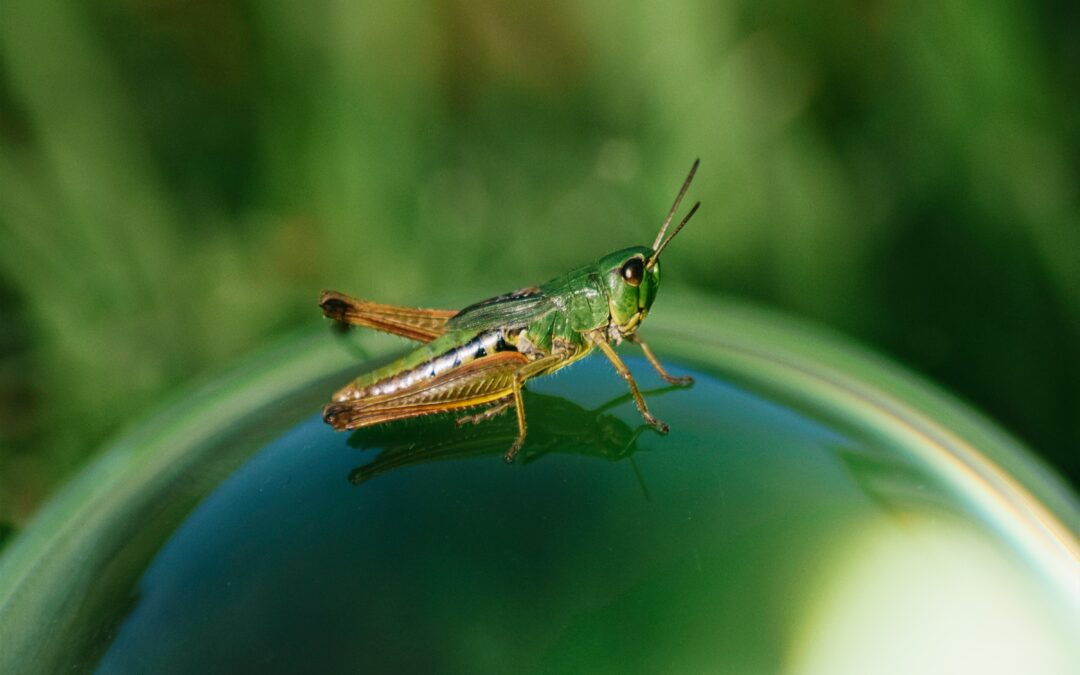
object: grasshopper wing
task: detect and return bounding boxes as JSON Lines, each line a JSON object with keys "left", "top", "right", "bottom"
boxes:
{"left": 323, "top": 351, "right": 529, "bottom": 430}
{"left": 445, "top": 287, "right": 554, "bottom": 332}
{"left": 320, "top": 290, "right": 457, "bottom": 343}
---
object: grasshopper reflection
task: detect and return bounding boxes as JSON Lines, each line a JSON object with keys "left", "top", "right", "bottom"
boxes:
{"left": 345, "top": 386, "right": 683, "bottom": 488}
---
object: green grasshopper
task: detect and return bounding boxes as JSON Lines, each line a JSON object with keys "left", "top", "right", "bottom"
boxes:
{"left": 321, "top": 159, "right": 701, "bottom": 462}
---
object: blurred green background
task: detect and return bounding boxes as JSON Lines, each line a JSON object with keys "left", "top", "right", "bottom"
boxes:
{"left": 0, "top": 0, "right": 1077, "bottom": 526}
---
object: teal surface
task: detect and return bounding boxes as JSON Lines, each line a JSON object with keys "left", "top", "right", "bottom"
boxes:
{"left": 0, "top": 294, "right": 1077, "bottom": 674}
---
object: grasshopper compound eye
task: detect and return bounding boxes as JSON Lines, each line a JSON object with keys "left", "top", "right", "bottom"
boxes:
{"left": 621, "top": 257, "right": 645, "bottom": 287}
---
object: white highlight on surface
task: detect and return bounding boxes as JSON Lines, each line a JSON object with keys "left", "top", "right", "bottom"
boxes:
{"left": 787, "top": 516, "right": 1080, "bottom": 675}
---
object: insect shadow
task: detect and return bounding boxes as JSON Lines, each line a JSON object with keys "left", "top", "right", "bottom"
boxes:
{"left": 345, "top": 384, "right": 685, "bottom": 492}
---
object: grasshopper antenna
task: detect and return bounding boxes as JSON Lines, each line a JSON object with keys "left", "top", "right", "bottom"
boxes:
{"left": 652, "top": 158, "right": 700, "bottom": 251}
{"left": 648, "top": 200, "right": 700, "bottom": 268}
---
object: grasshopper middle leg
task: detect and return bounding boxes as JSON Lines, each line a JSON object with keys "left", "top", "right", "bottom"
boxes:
{"left": 504, "top": 353, "right": 569, "bottom": 463}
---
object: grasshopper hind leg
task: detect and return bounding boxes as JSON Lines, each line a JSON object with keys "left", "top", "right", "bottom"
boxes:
{"left": 452, "top": 391, "right": 525, "bottom": 463}
{"left": 455, "top": 396, "right": 514, "bottom": 427}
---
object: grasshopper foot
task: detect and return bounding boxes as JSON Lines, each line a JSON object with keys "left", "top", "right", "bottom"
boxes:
{"left": 665, "top": 374, "right": 694, "bottom": 387}
{"left": 504, "top": 439, "right": 524, "bottom": 463}
{"left": 645, "top": 415, "right": 670, "bottom": 434}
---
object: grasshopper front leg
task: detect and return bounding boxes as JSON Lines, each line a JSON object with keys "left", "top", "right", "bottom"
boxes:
{"left": 592, "top": 334, "right": 670, "bottom": 434}
{"left": 627, "top": 334, "right": 694, "bottom": 386}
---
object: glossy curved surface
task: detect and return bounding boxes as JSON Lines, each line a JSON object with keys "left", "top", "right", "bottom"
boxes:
{"left": 1, "top": 293, "right": 1077, "bottom": 674}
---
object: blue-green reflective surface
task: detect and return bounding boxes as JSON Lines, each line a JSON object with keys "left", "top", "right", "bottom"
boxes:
{"left": 1, "top": 297, "right": 1077, "bottom": 674}
{"left": 96, "top": 361, "right": 861, "bottom": 673}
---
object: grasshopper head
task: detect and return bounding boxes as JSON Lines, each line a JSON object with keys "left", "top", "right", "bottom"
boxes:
{"left": 602, "top": 246, "right": 661, "bottom": 334}
{"left": 604, "top": 160, "right": 700, "bottom": 336}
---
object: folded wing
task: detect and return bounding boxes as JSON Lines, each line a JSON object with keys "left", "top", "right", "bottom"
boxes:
{"left": 319, "top": 290, "right": 457, "bottom": 343}
{"left": 445, "top": 287, "right": 554, "bottom": 333}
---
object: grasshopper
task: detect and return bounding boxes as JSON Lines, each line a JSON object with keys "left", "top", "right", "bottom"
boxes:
{"left": 346, "top": 384, "right": 683, "bottom": 485}
{"left": 321, "top": 159, "right": 701, "bottom": 462}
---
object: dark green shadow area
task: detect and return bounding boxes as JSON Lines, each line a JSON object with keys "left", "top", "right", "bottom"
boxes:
{"left": 1, "top": 297, "right": 1076, "bottom": 675}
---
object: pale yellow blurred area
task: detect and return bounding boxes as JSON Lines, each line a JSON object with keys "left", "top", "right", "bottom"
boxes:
{"left": 788, "top": 515, "right": 1080, "bottom": 675}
